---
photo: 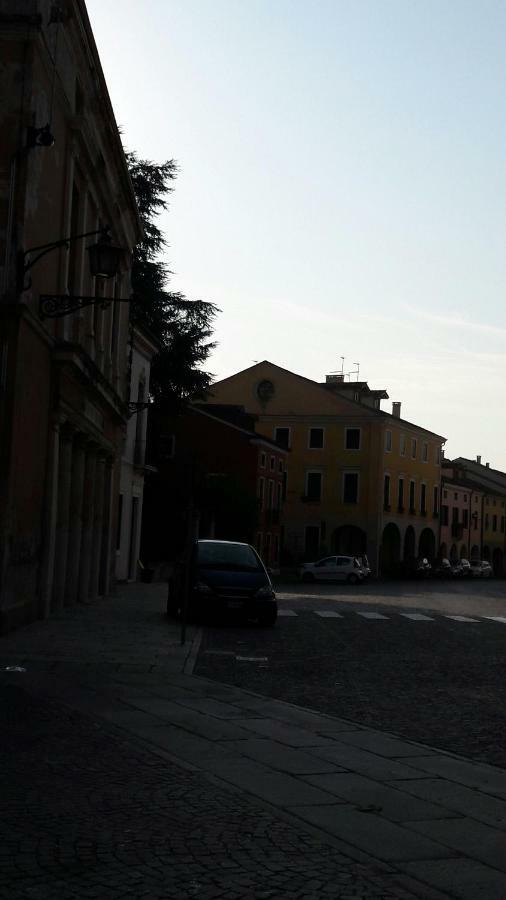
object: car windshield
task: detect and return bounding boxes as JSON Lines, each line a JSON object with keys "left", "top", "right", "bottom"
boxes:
{"left": 197, "top": 542, "right": 262, "bottom": 571}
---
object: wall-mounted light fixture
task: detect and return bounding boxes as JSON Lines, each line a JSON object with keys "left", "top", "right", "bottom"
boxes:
{"left": 17, "top": 226, "right": 129, "bottom": 317}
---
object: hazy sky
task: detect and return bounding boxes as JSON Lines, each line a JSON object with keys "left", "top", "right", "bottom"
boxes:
{"left": 87, "top": 0, "right": 506, "bottom": 466}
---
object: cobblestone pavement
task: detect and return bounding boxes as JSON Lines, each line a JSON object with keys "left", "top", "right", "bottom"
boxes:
{"left": 195, "top": 589, "right": 506, "bottom": 769}
{"left": 1, "top": 681, "right": 421, "bottom": 900}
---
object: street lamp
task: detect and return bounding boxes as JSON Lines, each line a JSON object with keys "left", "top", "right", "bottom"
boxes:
{"left": 17, "top": 226, "right": 129, "bottom": 318}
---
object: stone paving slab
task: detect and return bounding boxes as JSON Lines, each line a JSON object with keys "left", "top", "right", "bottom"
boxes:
{"left": 229, "top": 716, "right": 342, "bottom": 747}
{"left": 398, "top": 858, "right": 506, "bottom": 900}
{"left": 311, "top": 743, "right": 430, "bottom": 781}
{"left": 395, "top": 756, "right": 506, "bottom": 797}
{"left": 301, "top": 774, "right": 458, "bottom": 823}
{"left": 289, "top": 805, "right": 456, "bottom": 862}
{"left": 407, "top": 818, "right": 506, "bottom": 873}
{"left": 328, "top": 731, "right": 439, "bottom": 759}
{"left": 395, "top": 778, "right": 506, "bottom": 829}
{"left": 223, "top": 737, "right": 345, "bottom": 775}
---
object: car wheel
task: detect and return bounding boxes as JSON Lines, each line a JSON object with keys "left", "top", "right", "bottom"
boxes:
{"left": 347, "top": 573, "right": 359, "bottom": 585}
{"left": 301, "top": 572, "right": 315, "bottom": 583}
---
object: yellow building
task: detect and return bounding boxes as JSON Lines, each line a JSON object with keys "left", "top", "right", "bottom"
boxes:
{"left": 204, "top": 362, "right": 445, "bottom": 575}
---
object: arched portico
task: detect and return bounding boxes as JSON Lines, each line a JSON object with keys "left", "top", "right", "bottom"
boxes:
{"left": 419, "top": 527, "right": 436, "bottom": 560}
{"left": 381, "top": 523, "right": 401, "bottom": 576}
{"left": 493, "top": 547, "right": 503, "bottom": 575}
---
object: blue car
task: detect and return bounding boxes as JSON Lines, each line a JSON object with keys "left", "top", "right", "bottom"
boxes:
{"left": 167, "top": 539, "right": 277, "bottom": 626}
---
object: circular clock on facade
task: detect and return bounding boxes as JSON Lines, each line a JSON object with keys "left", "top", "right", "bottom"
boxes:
{"left": 256, "top": 379, "right": 275, "bottom": 402}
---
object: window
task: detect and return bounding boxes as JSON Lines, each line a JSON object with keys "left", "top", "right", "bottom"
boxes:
{"left": 345, "top": 428, "right": 361, "bottom": 450}
{"left": 493, "top": 515, "right": 497, "bottom": 532}
{"left": 278, "top": 459, "right": 283, "bottom": 474}
{"left": 383, "top": 474, "right": 391, "bottom": 510}
{"left": 436, "top": 446, "right": 441, "bottom": 464}
{"left": 420, "top": 484, "right": 427, "bottom": 514}
{"left": 276, "top": 482, "right": 282, "bottom": 510}
{"left": 268, "top": 480, "right": 274, "bottom": 509}
{"left": 398, "top": 477, "right": 404, "bottom": 510}
{"left": 309, "top": 428, "right": 324, "bottom": 449}
{"left": 258, "top": 477, "right": 264, "bottom": 510}
{"left": 305, "top": 472, "right": 322, "bottom": 501}
{"left": 485, "top": 514, "right": 489, "bottom": 530}
{"left": 454, "top": 493, "right": 458, "bottom": 501}
{"left": 441, "top": 505, "right": 449, "bottom": 526}
{"left": 411, "top": 438, "right": 417, "bottom": 460}
{"left": 400, "top": 434, "right": 406, "bottom": 456}
{"left": 443, "top": 490, "right": 447, "bottom": 499}
{"left": 464, "top": 494, "right": 467, "bottom": 502}
{"left": 385, "top": 430, "right": 392, "bottom": 452}
{"left": 501, "top": 516, "right": 505, "bottom": 533}
{"left": 260, "top": 452, "right": 266, "bottom": 468}
{"left": 452, "top": 507, "right": 459, "bottom": 525}
{"left": 270, "top": 456, "right": 275, "bottom": 471}
{"left": 433, "top": 485, "right": 439, "bottom": 515}
{"left": 409, "top": 480, "right": 416, "bottom": 512}
{"left": 274, "top": 427, "right": 290, "bottom": 449}
{"left": 422, "top": 443, "right": 428, "bottom": 462}
{"left": 343, "top": 472, "right": 359, "bottom": 504}
{"left": 463, "top": 509, "right": 469, "bottom": 528}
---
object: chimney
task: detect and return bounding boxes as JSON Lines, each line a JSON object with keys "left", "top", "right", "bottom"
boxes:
{"left": 392, "top": 402, "right": 401, "bottom": 418}
{"left": 476, "top": 455, "right": 481, "bottom": 465}
{"left": 486, "top": 462, "right": 490, "bottom": 468}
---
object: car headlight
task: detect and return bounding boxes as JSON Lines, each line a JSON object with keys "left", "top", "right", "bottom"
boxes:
{"left": 255, "top": 586, "right": 273, "bottom": 599}
{"left": 194, "top": 581, "right": 212, "bottom": 594}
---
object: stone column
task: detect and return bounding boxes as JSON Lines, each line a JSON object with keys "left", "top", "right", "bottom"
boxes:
{"left": 65, "top": 434, "right": 87, "bottom": 606}
{"left": 89, "top": 452, "right": 106, "bottom": 600}
{"left": 52, "top": 423, "right": 74, "bottom": 611}
{"left": 39, "top": 420, "right": 60, "bottom": 619}
{"left": 78, "top": 444, "right": 97, "bottom": 603}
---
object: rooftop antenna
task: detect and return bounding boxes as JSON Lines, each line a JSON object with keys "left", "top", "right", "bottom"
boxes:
{"left": 352, "top": 362, "right": 360, "bottom": 382}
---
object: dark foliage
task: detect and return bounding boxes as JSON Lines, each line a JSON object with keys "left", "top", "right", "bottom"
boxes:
{"left": 126, "top": 152, "right": 218, "bottom": 409}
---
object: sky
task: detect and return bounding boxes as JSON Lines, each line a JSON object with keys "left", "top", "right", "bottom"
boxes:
{"left": 86, "top": 0, "right": 506, "bottom": 467}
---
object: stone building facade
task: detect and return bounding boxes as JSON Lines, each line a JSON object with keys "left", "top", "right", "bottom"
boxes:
{"left": 116, "top": 326, "right": 158, "bottom": 582}
{"left": 0, "top": 0, "right": 141, "bottom": 630}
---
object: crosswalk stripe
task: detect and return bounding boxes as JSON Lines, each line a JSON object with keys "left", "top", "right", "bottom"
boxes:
{"left": 484, "top": 616, "right": 506, "bottom": 624}
{"left": 400, "top": 613, "right": 434, "bottom": 621}
{"left": 445, "top": 615, "right": 479, "bottom": 623}
{"left": 278, "top": 609, "right": 298, "bottom": 616}
{"left": 314, "top": 610, "right": 343, "bottom": 618}
{"left": 356, "top": 612, "right": 389, "bottom": 619}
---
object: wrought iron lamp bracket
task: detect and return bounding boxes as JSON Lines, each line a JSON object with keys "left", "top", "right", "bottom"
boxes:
{"left": 18, "top": 226, "right": 112, "bottom": 294}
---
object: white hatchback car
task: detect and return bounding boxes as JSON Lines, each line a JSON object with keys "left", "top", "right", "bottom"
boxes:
{"left": 299, "top": 555, "right": 365, "bottom": 585}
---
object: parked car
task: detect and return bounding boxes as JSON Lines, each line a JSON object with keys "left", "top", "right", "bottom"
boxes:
{"left": 433, "top": 558, "right": 453, "bottom": 578}
{"left": 470, "top": 559, "right": 493, "bottom": 578}
{"left": 404, "top": 557, "right": 432, "bottom": 578}
{"left": 167, "top": 539, "right": 277, "bottom": 625}
{"left": 357, "top": 555, "right": 371, "bottom": 580}
{"left": 451, "top": 558, "right": 472, "bottom": 578}
{"left": 298, "top": 555, "right": 365, "bottom": 585}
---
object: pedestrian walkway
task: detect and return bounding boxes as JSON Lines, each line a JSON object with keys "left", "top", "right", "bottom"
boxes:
{"left": 2, "top": 583, "right": 506, "bottom": 899}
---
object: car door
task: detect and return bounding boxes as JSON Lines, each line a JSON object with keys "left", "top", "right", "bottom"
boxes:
{"left": 335, "top": 557, "right": 351, "bottom": 581}
{"left": 315, "top": 557, "right": 338, "bottom": 581}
